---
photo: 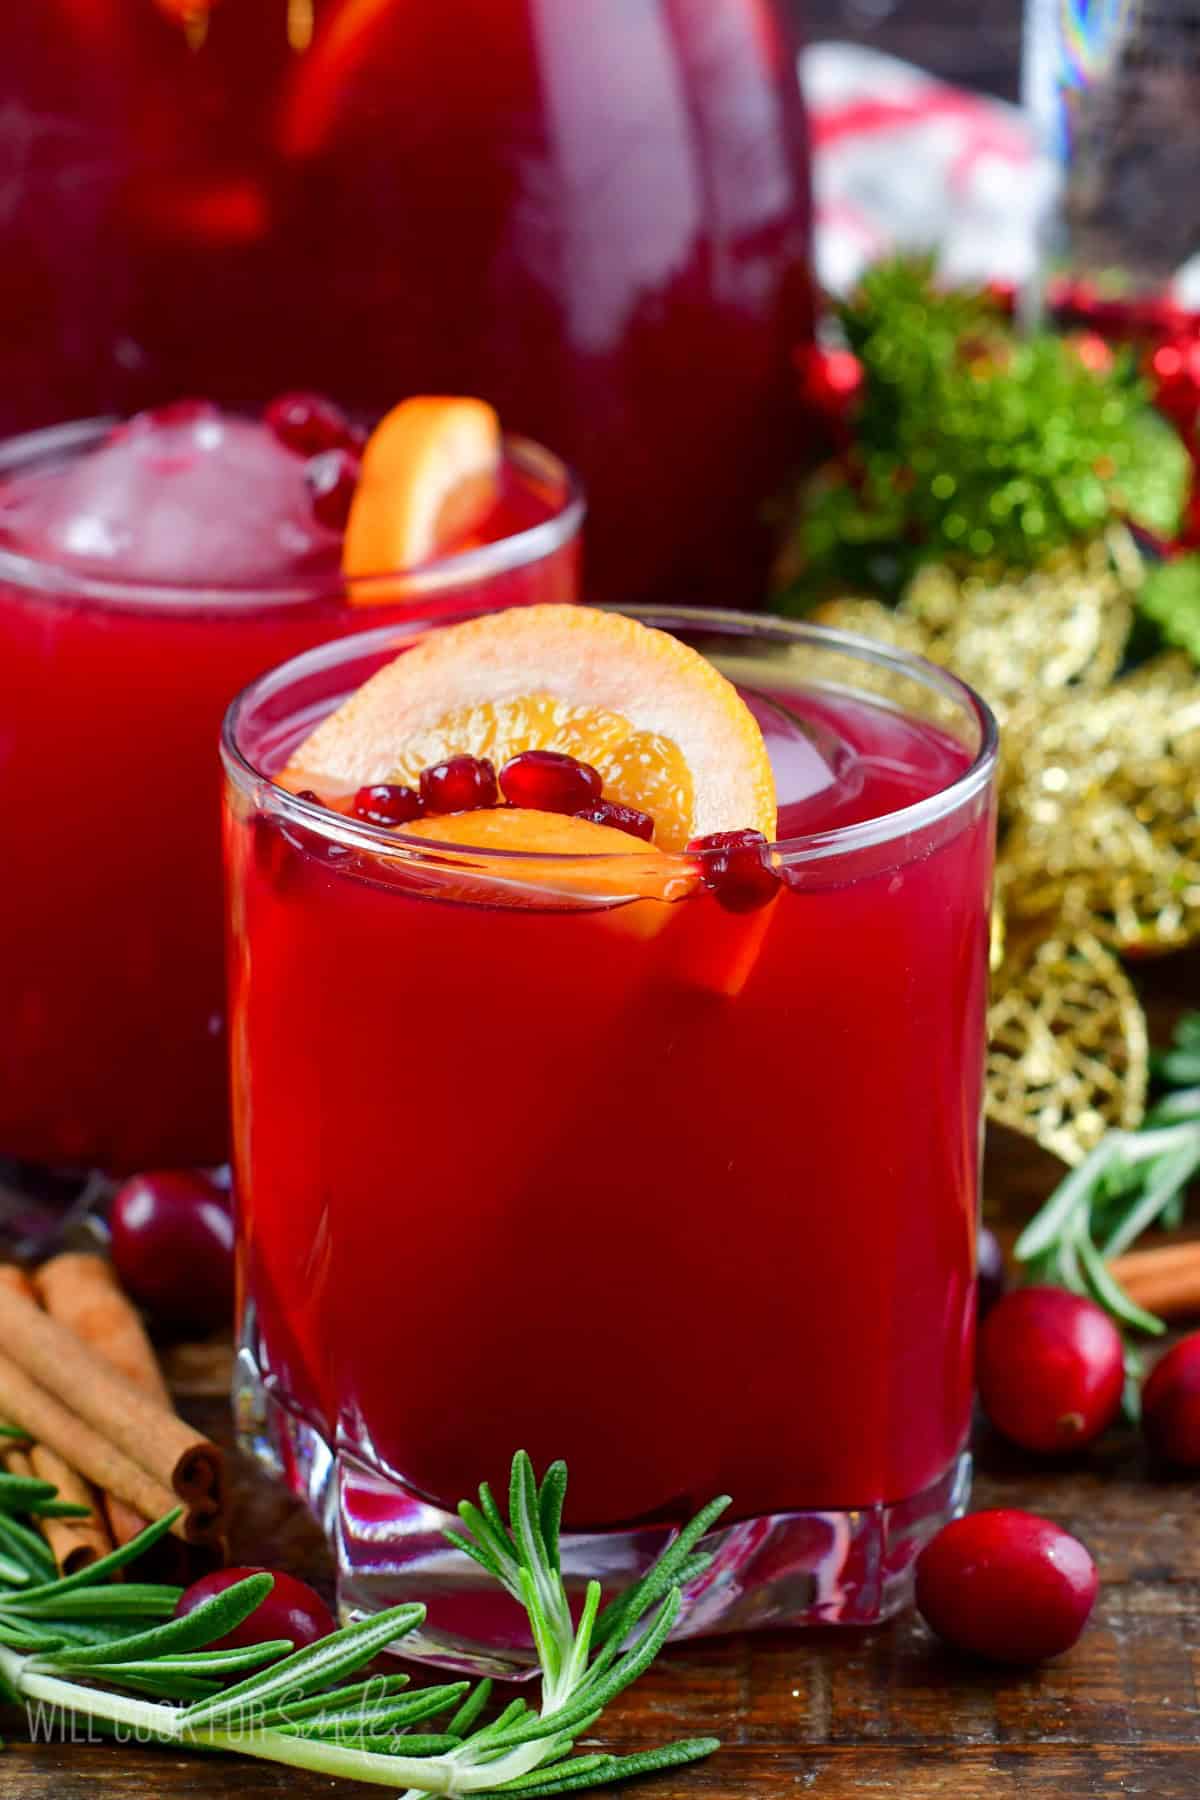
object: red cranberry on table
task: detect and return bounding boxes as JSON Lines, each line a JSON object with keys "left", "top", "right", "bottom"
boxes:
{"left": 175, "top": 1566, "right": 335, "bottom": 1652}
{"left": 419, "top": 755, "right": 498, "bottom": 814}
{"left": 977, "top": 1226, "right": 1007, "bottom": 1319}
{"left": 499, "top": 750, "right": 602, "bottom": 814}
{"left": 1142, "top": 1333, "right": 1200, "bottom": 1468}
{"left": 575, "top": 799, "right": 656, "bottom": 842}
{"left": 916, "top": 1510, "right": 1098, "bottom": 1664}
{"left": 689, "top": 829, "right": 780, "bottom": 913}
{"left": 977, "top": 1286, "right": 1125, "bottom": 1453}
{"left": 109, "top": 1171, "right": 234, "bottom": 1334}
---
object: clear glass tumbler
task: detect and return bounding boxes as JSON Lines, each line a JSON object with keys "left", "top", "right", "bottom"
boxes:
{"left": 223, "top": 608, "right": 997, "bottom": 1673}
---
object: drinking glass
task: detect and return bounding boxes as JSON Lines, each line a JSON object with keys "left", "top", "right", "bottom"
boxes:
{"left": 0, "top": 423, "right": 580, "bottom": 1174}
{"left": 224, "top": 607, "right": 997, "bottom": 1672}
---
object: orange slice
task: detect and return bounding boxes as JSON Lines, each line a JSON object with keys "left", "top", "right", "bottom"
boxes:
{"left": 342, "top": 396, "right": 501, "bottom": 586}
{"left": 397, "top": 808, "right": 694, "bottom": 906}
{"left": 286, "top": 604, "right": 778, "bottom": 851}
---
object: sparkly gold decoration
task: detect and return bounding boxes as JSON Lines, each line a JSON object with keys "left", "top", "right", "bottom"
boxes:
{"left": 818, "top": 530, "right": 1198, "bottom": 1164}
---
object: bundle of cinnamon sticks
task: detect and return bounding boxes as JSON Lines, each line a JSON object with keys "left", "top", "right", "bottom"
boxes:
{"left": 0, "top": 1255, "right": 225, "bottom": 1575}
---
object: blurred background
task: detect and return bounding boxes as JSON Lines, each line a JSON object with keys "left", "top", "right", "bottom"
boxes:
{"left": 801, "top": 0, "right": 1022, "bottom": 97}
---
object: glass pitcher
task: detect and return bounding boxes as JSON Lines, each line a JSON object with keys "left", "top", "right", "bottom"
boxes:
{"left": 0, "top": 0, "right": 815, "bottom": 602}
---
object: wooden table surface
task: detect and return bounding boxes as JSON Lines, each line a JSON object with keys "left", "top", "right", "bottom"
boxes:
{"left": 2, "top": 951, "right": 1197, "bottom": 1799}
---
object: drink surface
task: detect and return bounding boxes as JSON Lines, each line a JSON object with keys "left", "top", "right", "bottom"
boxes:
{"left": 231, "top": 653, "right": 992, "bottom": 1527}
{"left": 0, "top": 409, "right": 576, "bottom": 1171}
{"left": 0, "top": 0, "right": 813, "bottom": 603}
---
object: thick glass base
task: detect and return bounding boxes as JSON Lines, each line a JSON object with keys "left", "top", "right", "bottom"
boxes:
{"left": 236, "top": 1337, "right": 971, "bottom": 1677}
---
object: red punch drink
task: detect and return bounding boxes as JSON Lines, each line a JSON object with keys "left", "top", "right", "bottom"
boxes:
{"left": 0, "top": 0, "right": 813, "bottom": 603}
{"left": 225, "top": 605, "right": 997, "bottom": 1670}
{"left": 0, "top": 405, "right": 580, "bottom": 1172}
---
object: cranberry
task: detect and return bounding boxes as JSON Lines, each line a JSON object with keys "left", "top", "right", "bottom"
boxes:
{"left": 305, "top": 448, "right": 361, "bottom": 530}
{"left": 264, "top": 391, "right": 350, "bottom": 457}
{"left": 1142, "top": 1333, "right": 1200, "bottom": 1467}
{"left": 977, "top": 1226, "right": 1007, "bottom": 1319}
{"left": 977, "top": 1287, "right": 1125, "bottom": 1453}
{"left": 916, "top": 1510, "right": 1098, "bottom": 1664}
{"left": 143, "top": 399, "right": 220, "bottom": 430}
{"left": 420, "top": 755, "right": 498, "bottom": 813}
{"left": 499, "top": 750, "right": 602, "bottom": 814}
{"left": 109, "top": 1171, "right": 235, "bottom": 1333}
{"left": 688, "top": 829, "right": 779, "bottom": 913}
{"left": 352, "top": 783, "right": 424, "bottom": 828}
{"left": 175, "top": 1566, "right": 335, "bottom": 1653}
{"left": 575, "top": 800, "right": 656, "bottom": 842}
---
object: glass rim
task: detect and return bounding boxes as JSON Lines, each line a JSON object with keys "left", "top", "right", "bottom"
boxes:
{"left": 0, "top": 418, "right": 585, "bottom": 612}
{"left": 221, "top": 605, "right": 999, "bottom": 869}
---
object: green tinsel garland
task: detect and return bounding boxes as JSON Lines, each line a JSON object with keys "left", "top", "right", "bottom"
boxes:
{"left": 776, "top": 258, "right": 1190, "bottom": 614}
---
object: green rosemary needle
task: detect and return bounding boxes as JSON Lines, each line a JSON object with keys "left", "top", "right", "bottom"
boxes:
{"left": 0, "top": 1451, "right": 725, "bottom": 1797}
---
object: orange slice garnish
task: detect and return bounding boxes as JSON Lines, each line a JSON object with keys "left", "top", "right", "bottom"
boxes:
{"left": 342, "top": 396, "right": 501, "bottom": 587}
{"left": 286, "top": 604, "right": 778, "bottom": 851}
{"left": 397, "top": 808, "right": 693, "bottom": 906}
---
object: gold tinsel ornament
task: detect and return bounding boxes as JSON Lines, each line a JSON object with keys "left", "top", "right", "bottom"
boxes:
{"left": 818, "top": 529, "right": 1199, "bottom": 1165}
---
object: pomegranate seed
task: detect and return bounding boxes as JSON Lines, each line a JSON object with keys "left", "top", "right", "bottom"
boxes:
{"left": 264, "top": 391, "right": 349, "bottom": 456}
{"left": 1142, "top": 1333, "right": 1200, "bottom": 1467}
{"left": 689, "top": 829, "right": 779, "bottom": 912}
{"left": 499, "top": 750, "right": 602, "bottom": 813}
{"left": 306, "top": 449, "right": 360, "bottom": 530}
{"left": 420, "top": 756, "right": 498, "bottom": 813}
{"left": 175, "top": 1567, "right": 335, "bottom": 1653}
{"left": 296, "top": 789, "right": 320, "bottom": 805}
{"left": 977, "top": 1287, "right": 1125, "bottom": 1453}
{"left": 916, "top": 1510, "right": 1098, "bottom": 1664}
{"left": 352, "top": 783, "right": 424, "bottom": 828}
{"left": 575, "top": 799, "right": 655, "bottom": 842}
{"left": 977, "top": 1226, "right": 1007, "bottom": 1319}
{"left": 109, "top": 1171, "right": 234, "bottom": 1333}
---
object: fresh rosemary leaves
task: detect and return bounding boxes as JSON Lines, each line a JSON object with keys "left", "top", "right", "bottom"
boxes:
{"left": 1015, "top": 1011, "right": 1200, "bottom": 1338}
{"left": 0, "top": 1451, "right": 726, "bottom": 1796}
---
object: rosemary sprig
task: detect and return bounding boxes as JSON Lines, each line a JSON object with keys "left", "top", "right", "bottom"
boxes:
{"left": 0, "top": 1450, "right": 724, "bottom": 1797}
{"left": 1015, "top": 1011, "right": 1200, "bottom": 1344}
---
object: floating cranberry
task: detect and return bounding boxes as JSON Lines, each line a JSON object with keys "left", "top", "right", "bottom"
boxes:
{"left": 977, "top": 1226, "right": 1007, "bottom": 1320}
{"left": 264, "top": 391, "right": 349, "bottom": 457}
{"left": 306, "top": 448, "right": 361, "bottom": 530}
{"left": 499, "top": 750, "right": 602, "bottom": 814}
{"left": 175, "top": 1566, "right": 335, "bottom": 1653}
{"left": 689, "top": 829, "right": 779, "bottom": 913}
{"left": 916, "top": 1510, "right": 1098, "bottom": 1664}
{"left": 109, "top": 1171, "right": 235, "bottom": 1333}
{"left": 1142, "top": 1333, "right": 1200, "bottom": 1468}
{"left": 977, "top": 1287, "right": 1125, "bottom": 1453}
{"left": 420, "top": 756, "right": 498, "bottom": 813}
{"left": 143, "top": 399, "right": 220, "bottom": 430}
{"left": 575, "top": 799, "right": 656, "bottom": 842}
{"left": 352, "top": 783, "right": 424, "bottom": 828}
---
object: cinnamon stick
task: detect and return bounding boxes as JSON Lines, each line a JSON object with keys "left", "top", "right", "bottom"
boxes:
{"left": 33, "top": 1254, "right": 171, "bottom": 1405}
{"left": 33, "top": 1254, "right": 171, "bottom": 1547}
{"left": 1109, "top": 1241, "right": 1200, "bottom": 1319}
{"left": 3, "top": 1444, "right": 109, "bottom": 1576}
{"left": 0, "top": 1283, "right": 224, "bottom": 1541}
{"left": 0, "top": 1267, "right": 112, "bottom": 1572}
